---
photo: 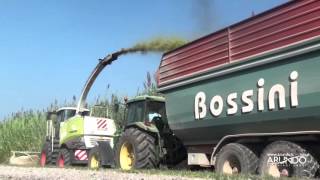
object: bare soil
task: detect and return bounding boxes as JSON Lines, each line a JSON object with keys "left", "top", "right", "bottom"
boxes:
{"left": 0, "top": 165, "right": 201, "bottom": 180}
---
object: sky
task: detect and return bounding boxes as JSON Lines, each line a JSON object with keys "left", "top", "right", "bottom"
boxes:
{"left": 0, "top": 0, "right": 288, "bottom": 119}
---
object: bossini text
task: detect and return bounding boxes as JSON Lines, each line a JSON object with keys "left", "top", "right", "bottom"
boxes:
{"left": 194, "top": 71, "right": 299, "bottom": 120}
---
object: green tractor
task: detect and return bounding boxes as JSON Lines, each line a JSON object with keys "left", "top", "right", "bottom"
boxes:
{"left": 88, "top": 95, "right": 186, "bottom": 170}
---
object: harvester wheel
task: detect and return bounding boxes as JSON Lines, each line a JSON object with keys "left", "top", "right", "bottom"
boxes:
{"left": 88, "top": 146, "right": 101, "bottom": 170}
{"left": 215, "top": 143, "right": 258, "bottom": 175}
{"left": 259, "top": 141, "right": 319, "bottom": 178}
{"left": 115, "top": 128, "right": 158, "bottom": 170}
{"left": 39, "top": 141, "right": 52, "bottom": 167}
{"left": 56, "top": 148, "right": 71, "bottom": 168}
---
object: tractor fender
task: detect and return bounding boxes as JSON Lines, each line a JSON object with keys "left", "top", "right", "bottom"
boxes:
{"left": 97, "top": 141, "right": 115, "bottom": 167}
{"left": 125, "top": 122, "right": 159, "bottom": 134}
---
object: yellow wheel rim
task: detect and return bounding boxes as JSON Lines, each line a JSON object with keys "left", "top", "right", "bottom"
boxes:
{"left": 90, "top": 155, "right": 100, "bottom": 170}
{"left": 120, "top": 142, "right": 134, "bottom": 170}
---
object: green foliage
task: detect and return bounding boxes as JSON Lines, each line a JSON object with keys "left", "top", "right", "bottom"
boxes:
{"left": 138, "top": 72, "right": 162, "bottom": 96}
{"left": 0, "top": 110, "right": 46, "bottom": 163}
{"left": 130, "top": 37, "right": 187, "bottom": 53}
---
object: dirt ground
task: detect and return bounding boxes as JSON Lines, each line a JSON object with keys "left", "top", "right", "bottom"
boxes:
{"left": 0, "top": 165, "right": 201, "bottom": 180}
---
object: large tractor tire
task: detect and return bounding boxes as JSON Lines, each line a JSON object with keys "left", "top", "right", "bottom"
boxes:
{"left": 39, "top": 141, "right": 52, "bottom": 167}
{"left": 215, "top": 143, "right": 258, "bottom": 175}
{"left": 115, "top": 128, "right": 159, "bottom": 170}
{"left": 88, "top": 146, "right": 101, "bottom": 170}
{"left": 259, "top": 141, "right": 319, "bottom": 178}
{"left": 56, "top": 148, "right": 71, "bottom": 168}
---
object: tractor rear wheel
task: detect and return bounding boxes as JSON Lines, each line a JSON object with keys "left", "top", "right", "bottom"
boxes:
{"left": 56, "top": 148, "right": 71, "bottom": 168}
{"left": 115, "top": 128, "right": 158, "bottom": 170}
{"left": 39, "top": 141, "right": 52, "bottom": 167}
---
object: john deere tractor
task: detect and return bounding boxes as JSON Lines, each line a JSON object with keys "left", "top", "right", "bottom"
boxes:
{"left": 87, "top": 94, "right": 187, "bottom": 170}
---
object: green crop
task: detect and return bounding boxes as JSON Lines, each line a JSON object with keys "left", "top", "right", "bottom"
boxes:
{"left": 0, "top": 110, "right": 46, "bottom": 163}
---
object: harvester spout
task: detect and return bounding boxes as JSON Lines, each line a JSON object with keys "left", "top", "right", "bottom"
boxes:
{"left": 76, "top": 51, "right": 121, "bottom": 114}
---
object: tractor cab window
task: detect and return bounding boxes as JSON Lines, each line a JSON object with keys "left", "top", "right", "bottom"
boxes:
{"left": 147, "top": 101, "right": 167, "bottom": 122}
{"left": 127, "top": 101, "right": 145, "bottom": 123}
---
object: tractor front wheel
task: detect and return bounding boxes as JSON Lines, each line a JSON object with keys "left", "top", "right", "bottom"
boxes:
{"left": 88, "top": 146, "right": 101, "bottom": 170}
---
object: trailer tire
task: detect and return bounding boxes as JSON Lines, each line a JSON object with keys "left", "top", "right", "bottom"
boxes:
{"left": 88, "top": 146, "right": 101, "bottom": 170}
{"left": 56, "top": 148, "right": 71, "bottom": 168}
{"left": 39, "top": 141, "right": 52, "bottom": 167}
{"left": 115, "top": 128, "right": 158, "bottom": 170}
{"left": 215, "top": 143, "right": 258, "bottom": 175}
{"left": 259, "top": 141, "right": 319, "bottom": 178}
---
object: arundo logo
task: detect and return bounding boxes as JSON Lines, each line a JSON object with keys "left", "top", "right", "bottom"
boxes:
{"left": 267, "top": 153, "right": 309, "bottom": 167}
{"left": 194, "top": 71, "right": 299, "bottom": 119}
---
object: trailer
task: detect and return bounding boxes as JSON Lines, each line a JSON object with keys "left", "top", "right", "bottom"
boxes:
{"left": 155, "top": 0, "right": 320, "bottom": 178}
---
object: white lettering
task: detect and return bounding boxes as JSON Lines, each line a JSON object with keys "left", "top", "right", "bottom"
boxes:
{"left": 257, "top": 78, "right": 265, "bottom": 111}
{"left": 242, "top": 90, "right": 254, "bottom": 113}
{"left": 194, "top": 92, "right": 207, "bottom": 119}
{"left": 193, "top": 71, "right": 299, "bottom": 119}
{"left": 290, "top": 71, "right": 299, "bottom": 107}
{"left": 269, "top": 84, "right": 286, "bottom": 110}
{"left": 210, "top": 95, "right": 224, "bottom": 117}
{"left": 227, "top": 93, "right": 238, "bottom": 115}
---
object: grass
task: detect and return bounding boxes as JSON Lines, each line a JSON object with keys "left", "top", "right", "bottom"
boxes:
{"left": 117, "top": 168, "right": 300, "bottom": 180}
{"left": 0, "top": 110, "right": 46, "bottom": 163}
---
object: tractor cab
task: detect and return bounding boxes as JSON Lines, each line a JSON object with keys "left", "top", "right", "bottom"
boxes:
{"left": 125, "top": 95, "right": 167, "bottom": 131}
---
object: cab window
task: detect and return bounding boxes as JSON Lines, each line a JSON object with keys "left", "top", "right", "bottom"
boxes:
{"left": 127, "top": 101, "right": 145, "bottom": 123}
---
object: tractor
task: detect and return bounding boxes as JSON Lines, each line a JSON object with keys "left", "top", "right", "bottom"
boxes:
{"left": 87, "top": 95, "right": 186, "bottom": 169}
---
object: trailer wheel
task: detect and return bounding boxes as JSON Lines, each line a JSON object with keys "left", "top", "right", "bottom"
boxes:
{"left": 39, "top": 141, "right": 52, "bottom": 167}
{"left": 56, "top": 148, "right": 71, "bottom": 168}
{"left": 88, "top": 146, "right": 101, "bottom": 170}
{"left": 259, "top": 141, "right": 319, "bottom": 178}
{"left": 115, "top": 128, "right": 158, "bottom": 170}
{"left": 215, "top": 143, "right": 258, "bottom": 175}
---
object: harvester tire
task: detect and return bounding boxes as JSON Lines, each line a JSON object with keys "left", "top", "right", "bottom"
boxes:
{"left": 115, "top": 127, "right": 158, "bottom": 170}
{"left": 259, "top": 141, "right": 319, "bottom": 178}
{"left": 39, "top": 141, "right": 52, "bottom": 167}
{"left": 88, "top": 146, "right": 101, "bottom": 170}
{"left": 56, "top": 148, "right": 71, "bottom": 168}
{"left": 215, "top": 143, "right": 258, "bottom": 175}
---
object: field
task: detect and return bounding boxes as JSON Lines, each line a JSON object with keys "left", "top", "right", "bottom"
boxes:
{"left": 0, "top": 110, "right": 46, "bottom": 163}
{"left": 0, "top": 165, "right": 292, "bottom": 180}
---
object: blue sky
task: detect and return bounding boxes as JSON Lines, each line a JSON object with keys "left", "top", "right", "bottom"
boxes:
{"left": 0, "top": 0, "right": 287, "bottom": 119}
